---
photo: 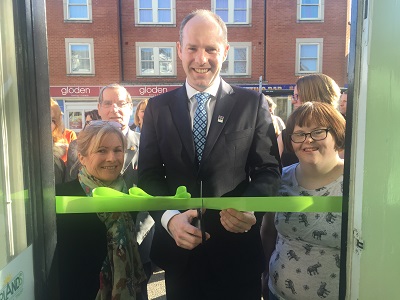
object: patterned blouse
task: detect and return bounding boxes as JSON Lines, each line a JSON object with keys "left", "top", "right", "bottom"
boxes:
{"left": 268, "top": 163, "right": 342, "bottom": 300}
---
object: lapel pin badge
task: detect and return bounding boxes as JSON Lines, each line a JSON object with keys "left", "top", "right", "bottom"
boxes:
{"left": 218, "top": 115, "right": 224, "bottom": 123}
{"left": 130, "top": 146, "right": 136, "bottom": 151}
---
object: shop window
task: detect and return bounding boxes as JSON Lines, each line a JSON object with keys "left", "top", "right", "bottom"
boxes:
{"left": 63, "top": 101, "right": 98, "bottom": 133}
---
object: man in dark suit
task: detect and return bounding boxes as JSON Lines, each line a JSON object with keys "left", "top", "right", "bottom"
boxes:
{"left": 138, "top": 10, "right": 281, "bottom": 300}
{"left": 97, "top": 84, "right": 154, "bottom": 300}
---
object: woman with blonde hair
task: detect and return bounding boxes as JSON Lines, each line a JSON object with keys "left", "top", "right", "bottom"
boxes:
{"left": 50, "top": 98, "right": 76, "bottom": 163}
{"left": 50, "top": 98, "right": 69, "bottom": 182}
{"left": 50, "top": 98, "right": 67, "bottom": 144}
{"left": 292, "top": 74, "right": 341, "bottom": 109}
{"left": 133, "top": 99, "right": 148, "bottom": 133}
{"left": 264, "top": 95, "right": 286, "bottom": 137}
{"left": 56, "top": 121, "right": 146, "bottom": 299}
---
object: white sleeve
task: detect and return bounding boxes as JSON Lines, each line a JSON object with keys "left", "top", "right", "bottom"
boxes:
{"left": 161, "top": 210, "right": 181, "bottom": 236}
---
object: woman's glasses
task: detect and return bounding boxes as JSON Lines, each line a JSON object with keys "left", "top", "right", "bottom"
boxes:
{"left": 290, "top": 128, "right": 330, "bottom": 143}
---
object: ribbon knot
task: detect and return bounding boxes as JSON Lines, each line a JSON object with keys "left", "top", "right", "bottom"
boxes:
{"left": 193, "top": 93, "right": 210, "bottom": 162}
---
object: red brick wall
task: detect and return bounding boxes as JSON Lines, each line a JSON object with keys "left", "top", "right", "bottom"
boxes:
{"left": 47, "top": 0, "right": 122, "bottom": 86}
{"left": 46, "top": 0, "right": 349, "bottom": 88}
{"left": 266, "top": 0, "right": 349, "bottom": 87}
{"left": 120, "top": 1, "right": 265, "bottom": 85}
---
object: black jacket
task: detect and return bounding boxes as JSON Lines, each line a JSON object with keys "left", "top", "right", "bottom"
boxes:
{"left": 138, "top": 80, "right": 281, "bottom": 298}
{"left": 55, "top": 179, "right": 107, "bottom": 300}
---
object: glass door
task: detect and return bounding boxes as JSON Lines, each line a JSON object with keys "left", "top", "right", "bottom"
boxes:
{"left": 0, "top": 0, "right": 35, "bottom": 298}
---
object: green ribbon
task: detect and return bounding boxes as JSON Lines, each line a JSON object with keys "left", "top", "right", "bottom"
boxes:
{"left": 56, "top": 186, "right": 342, "bottom": 214}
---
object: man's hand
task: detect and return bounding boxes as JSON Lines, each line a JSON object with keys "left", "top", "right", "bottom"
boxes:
{"left": 168, "top": 209, "right": 210, "bottom": 250}
{"left": 219, "top": 209, "right": 256, "bottom": 233}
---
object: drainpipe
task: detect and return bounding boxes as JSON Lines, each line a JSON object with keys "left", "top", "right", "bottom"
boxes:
{"left": 118, "top": 0, "right": 124, "bottom": 82}
{"left": 263, "top": 0, "right": 267, "bottom": 81}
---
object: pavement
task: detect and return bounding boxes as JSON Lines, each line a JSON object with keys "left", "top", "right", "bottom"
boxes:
{"left": 147, "top": 268, "right": 166, "bottom": 300}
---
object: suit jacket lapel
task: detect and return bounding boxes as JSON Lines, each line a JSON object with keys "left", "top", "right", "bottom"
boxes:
{"left": 124, "top": 130, "right": 139, "bottom": 172}
{"left": 201, "top": 80, "right": 236, "bottom": 164}
{"left": 169, "top": 86, "right": 196, "bottom": 163}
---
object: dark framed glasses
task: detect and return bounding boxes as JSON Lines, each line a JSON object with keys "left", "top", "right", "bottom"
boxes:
{"left": 290, "top": 128, "right": 330, "bottom": 143}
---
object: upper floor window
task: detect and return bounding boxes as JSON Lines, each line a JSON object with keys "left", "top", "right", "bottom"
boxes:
{"left": 214, "top": 0, "right": 250, "bottom": 24}
{"left": 135, "top": 0, "right": 175, "bottom": 25}
{"left": 221, "top": 43, "right": 251, "bottom": 76}
{"left": 65, "top": 38, "right": 95, "bottom": 75}
{"left": 296, "top": 38, "right": 323, "bottom": 74}
{"left": 297, "top": 0, "right": 324, "bottom": 21}
{"left": 63, "top": 0, "right": 92, "bottom": 21}
{"left": 136, "top": 42, "right": 176, "bottom": 76}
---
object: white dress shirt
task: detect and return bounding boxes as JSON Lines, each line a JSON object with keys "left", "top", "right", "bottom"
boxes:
{"left": 161, "top": 77, "right": 221, "bottom": 233}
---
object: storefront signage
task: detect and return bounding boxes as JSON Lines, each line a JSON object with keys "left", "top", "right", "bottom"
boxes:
{"left": 50, "top": 86, "right": 100, "bottom": 97}
{"left": 241, "top": 84, "right": 295, "bottom": 91}
{"left": 60, "top": 86, "right": 93, "bottom": 96}
{"left": 0, "top": 272, "right": 23, "bottom": 300}
{"left": 51, "top": 84, "right": 296, "bottom": 98}
{"left": 126, "top": 85, "right": 181, "bottom": 97}
{"left": 50, "top": 85, "right": 181, "bottom": 98}
{"left": 0, "top": 246, "right": 34, "bottom": 300}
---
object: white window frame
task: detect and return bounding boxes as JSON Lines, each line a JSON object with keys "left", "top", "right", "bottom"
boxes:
{"left": 63, "top": 101, "right": 98, "bottom": 133}
{"left": 296, "top": 38, "right": 323, "bottom": 75}
{"left": 65, "top": 38, "right": 95, "bottom": 75}
{"left": 213, "top": 0, "right": 251, "bottom": 25}
{"left": 297, "top": 0, "right": 324, "bottom": 21}
{"left": 221, "top": 42, "right": 251, "bottom": 76}
{"left": 136, "top": 42, "right": 177, "bottom": 77}
{"left": 135, "top": 0, "right": 176, "bottom": 25}
{"left": 63, "top": 0, "right": 92, "bottom": 22}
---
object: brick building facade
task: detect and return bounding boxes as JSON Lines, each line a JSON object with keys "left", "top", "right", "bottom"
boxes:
{"left": 46, "top": 0, "right": 350, "bottom": 130}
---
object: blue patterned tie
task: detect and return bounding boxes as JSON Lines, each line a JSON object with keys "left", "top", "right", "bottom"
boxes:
{"left": 193, "top": 93, "right": 210, "bottom": 162}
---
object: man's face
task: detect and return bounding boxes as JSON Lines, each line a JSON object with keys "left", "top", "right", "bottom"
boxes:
{"left": 177, "top": 15, "right": 229, "bottom": 91}
{"left": 98, "top": 87, "right": 133, "bottom": 130}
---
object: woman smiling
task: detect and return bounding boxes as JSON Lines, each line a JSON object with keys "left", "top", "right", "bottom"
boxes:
{"left": 56, "top": 121, "right": 146, "bottom": 300}
{"left": 262, "top": 102, "right": 346, "bottom": 300}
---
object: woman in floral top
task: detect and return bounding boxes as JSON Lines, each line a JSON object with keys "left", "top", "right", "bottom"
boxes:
{"left": 261, "top": 102, "right": 346, "bottom": 300}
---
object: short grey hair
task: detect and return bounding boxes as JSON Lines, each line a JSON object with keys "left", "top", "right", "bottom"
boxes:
{"left": 98, "top": 83, "right": 132, "bottom": 104}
